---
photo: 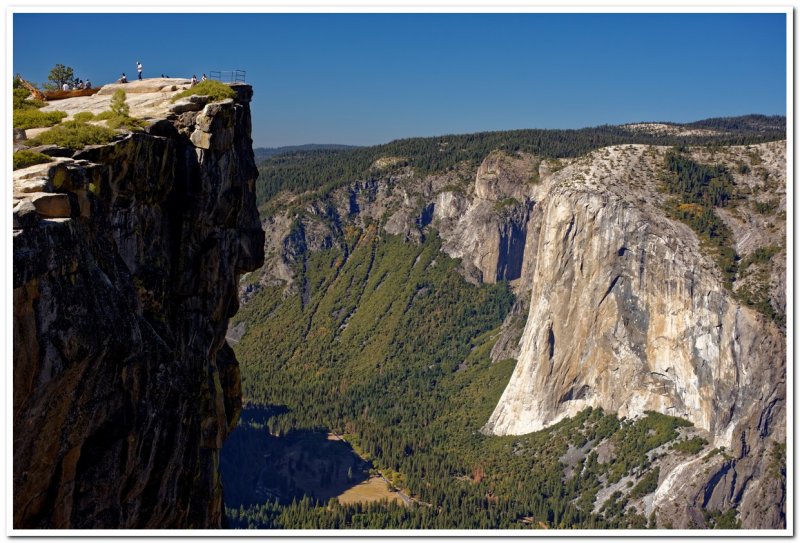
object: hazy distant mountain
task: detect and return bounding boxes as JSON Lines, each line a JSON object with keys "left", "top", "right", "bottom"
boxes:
{"left": 253, "top": 144, "right": 360, "bottom": 162}
{"left": 684, "top": 114, "right": 786, "bottom": 133}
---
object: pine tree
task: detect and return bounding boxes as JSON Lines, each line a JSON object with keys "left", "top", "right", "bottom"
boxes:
{"left": 110, "top": 89, "right": 130, "bottom": 118}
{"left": 44, "top": 63, "right": 74, "bottom": 91}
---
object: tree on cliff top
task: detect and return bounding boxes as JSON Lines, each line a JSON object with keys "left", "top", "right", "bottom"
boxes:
{"left": 110, "top": 89, "right": 130, "bottom": 118}
{"left": 43, "top": 63, "right": 75, "bottom": 91}
{"left": 104, "top": 89, "right": 145, "bottom": 130}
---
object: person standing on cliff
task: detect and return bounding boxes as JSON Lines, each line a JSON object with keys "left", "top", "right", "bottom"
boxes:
{"left": 137, "top": 61, "right": 143, "bottom": 80}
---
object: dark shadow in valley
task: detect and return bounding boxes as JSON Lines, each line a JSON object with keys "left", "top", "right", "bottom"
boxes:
{"left": 220, "top": 406, "right": 370, "bottom": 508}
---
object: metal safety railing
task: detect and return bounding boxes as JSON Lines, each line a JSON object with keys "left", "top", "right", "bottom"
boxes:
{"left": 209, "top": 69, "right": 246, "bottom": 83}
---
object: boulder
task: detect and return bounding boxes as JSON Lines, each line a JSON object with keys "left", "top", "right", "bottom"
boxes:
{"left": 14, "top": 177, "right": 50, "bottom": 194}
{"left": 190, "top": 129, "right": 212, "bottom": 150}
{"left": 29, "top": 192, "right": 73, "bottom": 218}
{"left": 13, "top": 200, "right": 39, "bottom": 229}
{"left": 169, "top": 95, "right": 209, "bottom": 114}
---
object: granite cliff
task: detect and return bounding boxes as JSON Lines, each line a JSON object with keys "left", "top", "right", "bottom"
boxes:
{"left": 13, "top": 80, "right": 264, "bottom": 528}
{"left": 248, "top": 133, "right": 785, "bottom": 528}
{"left": 481, "top": 143, "right": 786, "bottom": 528}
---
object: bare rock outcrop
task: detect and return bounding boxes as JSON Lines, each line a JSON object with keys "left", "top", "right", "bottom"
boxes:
{"left": 257, "top": 152, "right": 541, "bottom": 290}
{"left": 474, "top": 150, "right": 538, "bottom": 202}
{"left": 435, "top": 152, "right": 538, "bottom": 284}
{"left": 13, "top": 83, "right": 264, "bottom": 528}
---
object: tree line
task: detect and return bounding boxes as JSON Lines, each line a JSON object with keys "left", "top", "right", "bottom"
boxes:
{"left": 256, "top": 117, "right": 786, "bottom": 206}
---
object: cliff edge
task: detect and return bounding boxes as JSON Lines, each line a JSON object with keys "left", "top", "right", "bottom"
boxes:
{"left": 13, "top": 80, "right": 264, "bottom": 528}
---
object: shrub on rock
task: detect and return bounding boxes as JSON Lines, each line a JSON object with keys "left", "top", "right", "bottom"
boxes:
{"left": 27, "top": 120, "right": 118, "bottom": 150}
{"left": 171, "top": 79, "right": 237, "bottom": 103}
{"left": 13, "top": 150, "right": 53, "bottom": 170}
{"left": 13, "top": 109, "right": 67, "bottom": 129}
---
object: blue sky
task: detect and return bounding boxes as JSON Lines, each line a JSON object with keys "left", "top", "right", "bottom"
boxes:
{"left": 13, "top": 13, "right": 787, "bottom": 148}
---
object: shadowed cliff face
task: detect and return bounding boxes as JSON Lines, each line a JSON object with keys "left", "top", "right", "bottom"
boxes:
{"left": 13, "top": 84, "right": 264, "bottom": 528}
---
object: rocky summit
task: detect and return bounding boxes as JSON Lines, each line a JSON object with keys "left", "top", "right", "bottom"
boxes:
{"left": 13, "top": 80, "right": 264, "bottom": 528}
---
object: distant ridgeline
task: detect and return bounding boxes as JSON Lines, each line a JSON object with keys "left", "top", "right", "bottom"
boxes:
{"left": 256, "top": 115, "right": 785, "bottom": 206}
{"left": 253, "top": 144, "right": 360, "bottom": 162}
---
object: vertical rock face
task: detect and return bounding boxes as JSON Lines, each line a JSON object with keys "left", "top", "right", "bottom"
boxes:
{"left": 436, "top": 151, "right": 537, "bottom": 284}
{"left": 482, "top": 143, "right": 786, "bottom": 528}
{"left": 485, "top": 187, "right": 785, "bottom": 435}
{"left": 13, "top": 84, "right": 264, "bottom": 528}
{"left": 437, "top": 197, "right": 532, "bottom": 284}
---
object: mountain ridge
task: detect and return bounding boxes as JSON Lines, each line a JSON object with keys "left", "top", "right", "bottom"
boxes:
{"left": 254, "top": 114, "right": 785, "bottom": 206}
{"left": 254, "top": 144, "right": 360, "bottom": 161}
